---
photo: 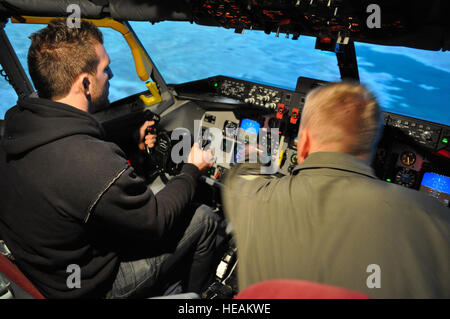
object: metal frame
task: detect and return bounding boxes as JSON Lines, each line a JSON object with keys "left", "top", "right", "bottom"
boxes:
{"left": 315, "top": 37, "right": 360, "bottom": 82}
{"left": 0, "top": 21, "right": 34, "bottom": 99}
{"left": 335, "top": 41, "right": 360, "bottom": 82}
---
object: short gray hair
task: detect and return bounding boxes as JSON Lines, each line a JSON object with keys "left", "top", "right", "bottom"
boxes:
{"left": 300, "top": 82, "right": 382, "bottom": 157}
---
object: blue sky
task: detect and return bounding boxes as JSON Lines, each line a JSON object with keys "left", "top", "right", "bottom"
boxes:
{"left": 1, "top": 21, "right": 449, "bottom": 125}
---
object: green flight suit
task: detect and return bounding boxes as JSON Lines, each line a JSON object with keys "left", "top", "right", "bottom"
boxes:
{"left": 222, "top": 151, "right": 450, "bottom": 298}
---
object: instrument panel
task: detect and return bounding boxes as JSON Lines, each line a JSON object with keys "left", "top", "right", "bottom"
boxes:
{"left": 198, "top": 110, "right": 294, "bottom": 179}
{"left": 173, "top": 75, "right": 450, "bottom": 207}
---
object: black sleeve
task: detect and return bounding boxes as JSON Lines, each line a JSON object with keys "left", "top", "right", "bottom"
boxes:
{"left": 89, "top": 163, "right": 201, "bottom": 242}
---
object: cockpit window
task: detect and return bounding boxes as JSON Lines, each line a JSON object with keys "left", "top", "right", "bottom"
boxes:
{"left": 0, "top": 24, "right": 39, "bottom": 119}
{"left": 100, "top": 26, "right": 143, "bottom": 101}
{"left": 1, "top": 21, "right": 449, "bottom": 126}
{"left": 355, "top": 43, "right": 450, "bottom": 126}
{"left": 0, "top": 23, "right": 143, "bottom": 119}
{"left": 131, "top": 21, "right": 450, "bottom": 126}
{"left": 129, "top": 21, "right": 341, "bottom": 89}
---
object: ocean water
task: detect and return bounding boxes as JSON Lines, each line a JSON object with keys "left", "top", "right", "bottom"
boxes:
{"left": 1, "top": 21, "right": 449, "bottom": 126}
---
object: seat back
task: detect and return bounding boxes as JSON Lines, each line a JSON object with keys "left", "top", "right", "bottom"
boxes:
{"left": 235, "top": 279, "right": 369, "bottom": 299}
{"left": 0, "top": 253, "right": 45, "bottom": 299}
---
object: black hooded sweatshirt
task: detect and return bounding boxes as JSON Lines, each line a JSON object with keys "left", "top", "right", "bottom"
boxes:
{"left": 0, "top": 97, "right": 201, "bottom": 298}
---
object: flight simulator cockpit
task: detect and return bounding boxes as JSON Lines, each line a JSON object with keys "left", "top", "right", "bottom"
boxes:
{"left": 0, "top": 0, "right": 449, "bottom": 300}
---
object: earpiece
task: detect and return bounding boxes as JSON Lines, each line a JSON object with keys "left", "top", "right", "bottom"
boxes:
{"left": 82, "top": 78, "right": 89, "bottom": 92}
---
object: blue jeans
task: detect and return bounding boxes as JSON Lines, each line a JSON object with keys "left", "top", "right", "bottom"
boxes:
{"left": 106, "top": 205, "right": 219, "bottom": 299}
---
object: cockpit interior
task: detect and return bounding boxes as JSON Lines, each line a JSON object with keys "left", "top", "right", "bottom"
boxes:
{"left": 0, "top": 0, "right": 449, "bottom": 299}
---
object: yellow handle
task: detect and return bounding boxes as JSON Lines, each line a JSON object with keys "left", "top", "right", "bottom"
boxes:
{"left": 139, "top": 81, "right": 162, "bottom": 106}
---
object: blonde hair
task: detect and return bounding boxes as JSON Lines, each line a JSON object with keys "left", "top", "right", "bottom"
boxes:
{"left": 300, "top": 82, "right": 382, "bottom": 157}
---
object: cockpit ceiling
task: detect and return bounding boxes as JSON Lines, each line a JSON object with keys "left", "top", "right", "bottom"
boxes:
{"left": 0, "top": 0, "right": 449, "bottom": 51}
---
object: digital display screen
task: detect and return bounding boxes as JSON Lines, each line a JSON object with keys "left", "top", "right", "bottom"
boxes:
{"left": 235, "top": 119, "right": 261, "bottom": 163}
{"left": 419, "top": 172, "right": 450, "bottom": 207}
{"left": 239, "top": 119, "right": 261, "bottom": 136}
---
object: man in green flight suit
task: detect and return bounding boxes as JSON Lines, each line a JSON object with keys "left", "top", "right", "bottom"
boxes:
{"left": 222, "top": 82, "right": 449, "bottom": 298}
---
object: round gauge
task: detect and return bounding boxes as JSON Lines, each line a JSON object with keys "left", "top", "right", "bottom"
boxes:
{"left": 401, "top": 151, "right": 416, "bottom": 166}
{"left": 290, "top": 153, "right": 298, "bottom": 164}
{"left": 395, "top": 168, "right": 417, "bottom": 188}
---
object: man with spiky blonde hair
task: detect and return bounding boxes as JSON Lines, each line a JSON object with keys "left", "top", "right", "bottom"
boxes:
{"left": 223, "top": 82, "right": 449, "bottom": 299}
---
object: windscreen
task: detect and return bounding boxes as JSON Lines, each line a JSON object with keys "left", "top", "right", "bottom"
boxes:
{"left": 1, "top": 21, "right": 449, "bottom": 126}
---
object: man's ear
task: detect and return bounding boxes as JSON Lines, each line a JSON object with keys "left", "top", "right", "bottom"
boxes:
{"left": 73, "top": 73, "right": 90, "bottom": 95}
{"left": 297, "top": 127, "right": 311, "bottom": 165}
